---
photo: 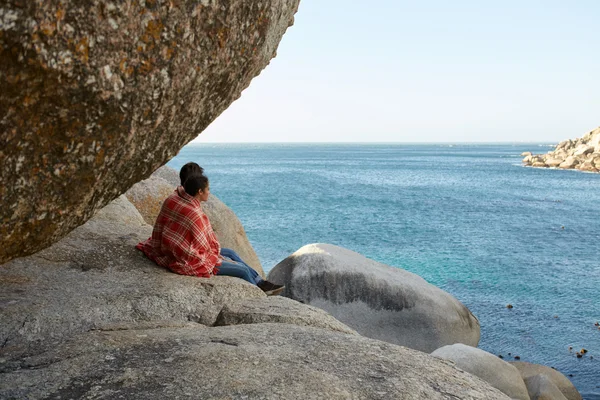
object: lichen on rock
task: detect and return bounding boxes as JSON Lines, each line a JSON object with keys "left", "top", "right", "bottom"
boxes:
{"left": 0, "top": 0, "right": 300, "bottom": 264}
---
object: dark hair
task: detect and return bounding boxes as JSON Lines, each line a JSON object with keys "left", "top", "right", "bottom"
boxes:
{"left": 179, "top": 162, "right": 204, "bottom": 186}
{"left": 183, "top": 174, "right": 209, "bottom": 197}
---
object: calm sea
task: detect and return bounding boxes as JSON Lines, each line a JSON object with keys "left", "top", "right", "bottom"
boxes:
{"left": 168, "top": 143, "right": 600, "bottom": 397}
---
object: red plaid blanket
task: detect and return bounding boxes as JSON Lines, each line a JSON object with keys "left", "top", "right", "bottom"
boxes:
{"left": 137, "top": 186, "right": 221, "bottom": 277}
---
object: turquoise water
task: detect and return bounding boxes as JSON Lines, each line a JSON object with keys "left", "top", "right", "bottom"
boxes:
{"left": 169, "top": 143, "right": 600, "bottom": 397}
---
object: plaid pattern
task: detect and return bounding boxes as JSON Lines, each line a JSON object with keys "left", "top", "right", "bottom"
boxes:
{"left": 136, "top": 186, "right": 222, "bottom": 277}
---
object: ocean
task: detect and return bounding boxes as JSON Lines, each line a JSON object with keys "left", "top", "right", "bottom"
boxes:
{"left": 168, "top": 143, "right": 600, "bottom": 397}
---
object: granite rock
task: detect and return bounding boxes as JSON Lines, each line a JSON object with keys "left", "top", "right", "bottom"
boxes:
{"left": 432, "top": 343, "right": 530, "bottom": 400}
{"left": 267, "top": 243, "right": 480, "bottom": 353}
{"left": 0, "top": 195, "right": 265, "bottom": 358}
{"left": 214, "top": 296, "right": 358, "bottom": 335}
{"left": 523, "top": 375, "right": 568, "bottom": 400}
{"left": 510, "top": 362, "right": 582, "bottom": 400}
{"left": 0, "top": 323, "right": 511, "bottom": 400}
{"left": 0, "top": 0, "right": 300, "bottom": 264}
{"left": 545, "top": 158, "right": 563, "bottom": 168}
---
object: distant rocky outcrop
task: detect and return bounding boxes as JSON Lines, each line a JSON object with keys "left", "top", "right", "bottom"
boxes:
{"left": 522, "top": 127, "right": 600, "bottom": 172}
{"left": 432, "top": 343, "right": 531, "bottom": 400}
{"left": 267, "top": 243, "right": 481, "bottom": 353}
{"left": 0, "top": 0, "right": 300, "bottom": 264}
{"left": 126, "top": 165, "right": 264, "bottom": 276}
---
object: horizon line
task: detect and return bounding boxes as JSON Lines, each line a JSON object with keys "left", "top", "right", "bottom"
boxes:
{"left": 189, "top": 141, "right": 556, "bottom": 145}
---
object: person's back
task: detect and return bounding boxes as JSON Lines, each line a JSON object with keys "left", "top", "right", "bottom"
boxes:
{"left": 137, "top": 185, "right": 221, "bottom": 277}
{"left": 137, "top": 165, "right": 284, "bottom": 295}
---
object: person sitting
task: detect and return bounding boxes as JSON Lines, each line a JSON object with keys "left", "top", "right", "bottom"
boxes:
{"left": 136, "top": 171, "right": 284, "bottom": 295}
{"left": 176, "top": 162, "right": 267, "bottom": 276}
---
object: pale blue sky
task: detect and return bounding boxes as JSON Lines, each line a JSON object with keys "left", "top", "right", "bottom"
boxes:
{"left": 196, "top": 1, "right": 599, "bottom": 143}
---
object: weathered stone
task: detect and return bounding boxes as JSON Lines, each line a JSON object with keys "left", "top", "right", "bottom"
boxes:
{"left": 573, "top": 145, "right": 594, "bottom": 157}
{"left": 0, "top": 195, "right": 265, "bottom": 357}
{"left": 522, "top": 151, "right": 533, "bottom": 157}
{"left": 556, "top": 140, "right": 573, "bottom": 151}
{"left": 577, "top": 162, "right": 597, "bottom": 172}
{"left": 545, "top": 158, "right": 563, "bottom": 168}
{"left": 523, "top": 375, "right": 568, "bottom": 400}
{"left": 559, "top": 156, "right": 579, "bottom": 169}
{"left": 532, "top": 162, "right": 547, "bottom": 168}
{"left": 214, "top": 296, "right": 358, "bottom": 335}
{"left": 0, "top": 323, "right": 511, "bottom": 400}
{"left": 267, "top": 243, "right": 480, "bottom": 353}
{"left": 523, "top": 155, "right": 532, "bottom": 164}
{"left": 510, "top": 362, "right": 582, "bottom": 400}
{"left": 531, "top": 156, "right": 545, "bottom": 164}
{"left": 0, "top": 0, "right": 300, "bottom": 264}
{"left": 431, "top": 343, "right": 530, "bottom": 400}
{"left": 588, "top": 128, "right": 600, "bottom": 147}
{"left": 553, "top": 150, "right": 567, "bottom": 159}
{"left": 126, "top": 165, "right": 264, "bottom": 276}
{"left": 125, "top": 169, "right": 176, "bottom": 225}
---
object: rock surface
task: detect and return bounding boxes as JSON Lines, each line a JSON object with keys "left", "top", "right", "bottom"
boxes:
{"left": 214, "top": 296, "right": 358, "bottom": 335}
{"left": 267, "top": 243, "right": 480, "bottom": 353}
{"left": 0, "top": 323, "right": 511, "bottom": 400}
{"left": 522, "top": 127, "right": 600, "bottom": 172}
{"left": 510, "top": 362, "right": 582, "bottom": 400}
{"left": 0, "top": 195, "right": 265, "bottom": 358}
{"left": 431, "top": 343, "right": 530, "bottom": 400}
{"left": 0, "top": 0, "right": 300, "bottom": 264}
{"left": 523, "top": 375, "right": 568, "bottom": 400}
{"left": 126, "top": 165, "right": 264, "bottom": 276}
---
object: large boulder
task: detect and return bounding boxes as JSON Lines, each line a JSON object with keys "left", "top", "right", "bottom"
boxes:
{"left": 267, "top": 243, "right": 481, "bottom": 353}
{"left": 573, "top": 145, "right": 594, "bottom": 157}
{"left": 510, "top": 362, "right": 582, "bottom": 400}
{"left": 577, "top": 161, "right": 597, "bottom": 172}
{"left": 0, "top": 195, "right": 265, "bottom": 357}
{"left": 0, "top": 0, "right": 300, "bottom": 264}
{"left": 559, "top": 156, "right": 579, "bottom": 169}
{"left": 545, "top": 158, "right": 563, "bottom": 168}
{"left": 431, "top": 343, "right": 530, "bottom": 400}
{"left": 126, "top": 165, "right": 264, "bottom": 276}
{"left": 0, "top": 323, "right": 511, "bottom": 400}
{"left": 125, "top": 169, "right": 177, "bottom": 226}
{"left": 214, "top": 296, "right": 358, "bottom": 335}
{"left": 523, "top": 375, "right": 568, "bottom": 400}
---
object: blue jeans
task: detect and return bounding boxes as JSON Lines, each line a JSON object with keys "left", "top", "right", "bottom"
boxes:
{"left": 217, "top": 248, "right": 263, "bottom": 285}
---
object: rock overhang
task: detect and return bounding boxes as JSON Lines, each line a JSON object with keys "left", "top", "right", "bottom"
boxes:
{"left": 0, "top": 0, "right": 300, "bottom": 264}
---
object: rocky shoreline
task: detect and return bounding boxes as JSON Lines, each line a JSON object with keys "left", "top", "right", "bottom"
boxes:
{"left": 522, "top": 127, "right": 600, "bottom": 172}
{"left": 0, "top": 166, "right": 583, "bottom": 399}
{"left": 0, "top": 1, "right": 588, "bottom": 396}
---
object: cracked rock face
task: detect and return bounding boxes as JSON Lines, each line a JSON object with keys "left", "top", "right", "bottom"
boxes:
{"left": 0, "top": 0, "right": 300, "bottom": 264}
{"left": 0, "top": 323, "right": 511, "bottom": 400}
{"left": 214, "top": 296, "right": 359, "bottom": 335}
